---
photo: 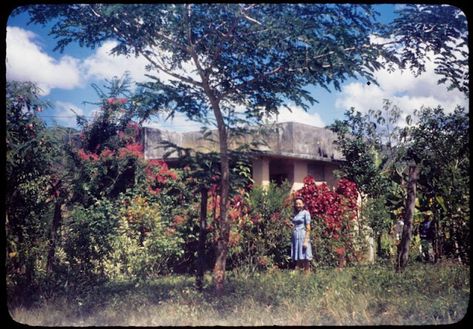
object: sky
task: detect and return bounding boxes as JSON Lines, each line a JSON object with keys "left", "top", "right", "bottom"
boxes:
{"left": 6, "top": 4, "right": 469, "bottom": 132}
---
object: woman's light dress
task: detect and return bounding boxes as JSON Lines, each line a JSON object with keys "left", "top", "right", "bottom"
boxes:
{"left": 291, "top": 209, "right": 313, "bottom": 261}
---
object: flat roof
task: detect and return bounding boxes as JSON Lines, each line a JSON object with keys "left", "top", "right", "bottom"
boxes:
{"left": 143, "top": 121, "right": 345, "bottom": 162}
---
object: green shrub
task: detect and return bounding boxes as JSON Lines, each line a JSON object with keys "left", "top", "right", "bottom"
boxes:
{"left": 104, "top": 191, "right": 185, "bottom": 280}
{"left": 227, "top": 181, "right": 293, "bottom": 271}
{"left": 63, "top": 198, "right": 119, "bottom": 277}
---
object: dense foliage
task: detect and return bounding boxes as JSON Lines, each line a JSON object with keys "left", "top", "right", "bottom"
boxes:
{"left": 330, "top": 101, "right": 469, "bottom": 265}
{"left": 225, "top": 182, "right": 294, "bottom": 271}
{"left": 6, "top": 81, "right": 58, "bottom": 305}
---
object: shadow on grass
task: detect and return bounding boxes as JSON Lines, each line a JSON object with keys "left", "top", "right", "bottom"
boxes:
{"left": 8, "top": 262, "right": 469, "bottom": 325}
{"left": 57, "top": 270, "right": 321, "bottom": 318}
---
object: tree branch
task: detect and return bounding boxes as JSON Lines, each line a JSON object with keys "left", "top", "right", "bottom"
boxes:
{"left": 239, "top": 5, "right": 262, "bottom": 26}
{"left": 141, "top": 51, "right": 203, "bottom": 87}
{"left": 87, "top": 5, "right": 201, "bottom": 88}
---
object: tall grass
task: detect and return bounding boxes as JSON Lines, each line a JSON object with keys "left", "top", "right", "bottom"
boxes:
{"left": 9, "top": 261, "right": 469, "bottom": 326}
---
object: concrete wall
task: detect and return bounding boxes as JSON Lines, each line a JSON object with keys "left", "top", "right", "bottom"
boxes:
{"left": 252, "top": 122, "right": 344, "bottom": 161}
{"left": 144, "top": 122, "right": 343, "bottom": 191}
{"left": 292, "top": 159, "right": 308, "bottom": 191}
{"left": 143, "top": 122, "right": 344, "bottom": 162}
{"left": 252, "top": 158, "right": 270, "bottom": 187}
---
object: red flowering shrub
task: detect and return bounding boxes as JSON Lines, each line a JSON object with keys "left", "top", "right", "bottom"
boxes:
{"left": 143, "top": 159, "right": 179, "bottom": 195}
{"left": 295, "top": 176, "right": 359, "bottom": 267}
{"left": 118, "top": 143, "right": 143, "bottom": 158}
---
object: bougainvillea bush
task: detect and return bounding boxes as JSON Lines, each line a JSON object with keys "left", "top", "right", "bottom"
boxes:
{"left": 295, "top": 176, "right": 361, "bottom": 267}
{"left": 201, "top": 177, "right": 364, "bottom": 270}
{"left": 60, "top": 80, "right": 193, "bottom": 282}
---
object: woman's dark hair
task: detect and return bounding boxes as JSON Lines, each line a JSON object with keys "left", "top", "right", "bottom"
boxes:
{"left": 293, "top": 196, "right": 305, "bottom": 213}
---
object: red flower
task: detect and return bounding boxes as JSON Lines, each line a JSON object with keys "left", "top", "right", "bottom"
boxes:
{"left": 100, "top": 147, "right": 114, "bottom": 159}
{"left": 168, "top": 171, "right": 177, "bottom": 180}
{"left": 335, "top": 246, "right": 346, "bottom": 256}
{"left": 78, "top": 148, "right": 99, "bottom": 161}
{"left": 173, "top": 215, "right": 186, "bottom": 226}
{"left": 228, "top": 208, "right": 240, "bottom": 221}
{"left": 118, "top": 143, "right": 143, "bottom": 158}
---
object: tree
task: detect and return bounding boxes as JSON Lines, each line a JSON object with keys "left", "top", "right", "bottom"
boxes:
{"left": 395, "top": 163, "right": 419, "bottom": 271}
{"left": 158, "top": 140, "right": 254, "bottom": 289}
{"left": 329, "top": 100, "right": 404, "bottom": 258}
{"left": 21, "top": 3, "right": 401, "bottom": 292}
{"left": 6, "top": 81, "right": 57, "bottom": 303}
{"left": 386, "top": 4, "right": 469, "bottom": 96}
{"left": 400, "top": 106, "right": 469, "bottom": 265}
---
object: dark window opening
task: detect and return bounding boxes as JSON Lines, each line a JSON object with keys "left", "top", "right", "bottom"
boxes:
{"left": 270, "top": 173, "right": 289, "bottom": 186}
{"left": 308, "top": 162, "right": 325, "bottom": 181}
{"left": 269, "top": 159, "right": 293, "bottom": 187}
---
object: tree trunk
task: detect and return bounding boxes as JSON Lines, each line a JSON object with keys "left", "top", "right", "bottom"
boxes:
{"left": 396, "top": 164, "right": 419, "bottom": 272}
{"left": 376, "top": 232, "right": 383, "bottom": 259}
{"left": 212, "top": 116, "right": 230, "bottom": 295}
{"left": 189, "top": 33, "right": 230, "bottom": 294}
{"left": 47, "top": 199, "right": 62, "bottom": 273}
{"left": 196, "top": 186, "right": 208, "bottom": 291}
{"left": 450, "top": 221, "right": 463, "bottom": 264}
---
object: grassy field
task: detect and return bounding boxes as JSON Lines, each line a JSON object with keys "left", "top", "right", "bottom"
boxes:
{"left": 9, "top": 261, "right": 470, "bottom": 326}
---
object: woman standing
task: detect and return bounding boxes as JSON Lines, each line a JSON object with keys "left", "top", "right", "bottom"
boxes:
{"left": 291, "top": 196, "right": 313, "bottom": 272}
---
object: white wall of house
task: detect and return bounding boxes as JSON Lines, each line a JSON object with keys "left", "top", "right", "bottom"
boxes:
{"left": 292, "top": 159, "right": 308, "bottom": 191}
{"left": 252, "top": 158, "right": 270, "bottom": 187}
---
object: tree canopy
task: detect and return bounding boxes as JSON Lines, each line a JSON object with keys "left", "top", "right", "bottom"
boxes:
{"left": 387, "top": 4, "right": 468, "bottom": 96}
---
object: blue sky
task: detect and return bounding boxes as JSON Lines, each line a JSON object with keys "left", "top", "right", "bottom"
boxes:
{"left": 6, "top": 4, "right": 468, "bottom": 132}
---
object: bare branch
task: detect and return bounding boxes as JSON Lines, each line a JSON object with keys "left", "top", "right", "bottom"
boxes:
{"left": 240, "top": 11, "right": 262, "bottom": 26}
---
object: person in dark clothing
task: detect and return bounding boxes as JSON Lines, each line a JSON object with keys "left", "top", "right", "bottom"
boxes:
{"left": 419, "top": 211, "right": 435, "bottom": 263}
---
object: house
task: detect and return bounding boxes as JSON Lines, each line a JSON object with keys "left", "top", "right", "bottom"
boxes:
{"left": 143, "top": 121, "right": 344, "bottom": 191}
{"left": 143, "top": 121, "right": 374, "bottom": 263}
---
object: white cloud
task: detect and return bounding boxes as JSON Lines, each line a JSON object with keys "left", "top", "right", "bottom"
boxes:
{"left": 6, "top": 27, "right": 83, "bottom": 95}
{"left": 81, "top": 40, "right": 150, "bottom": 83}
{"left": 143, "top": 112, "right": 204, "bottom": 133}
{"left": 335, "top": 54, "right": 469, "bottom": 118}
{"left": 49, "top": 101, "right": 85, "bottom": 127}
{"left": 7, "top": 27, "right": 200, "bottom": 96}
{"left": 81, "top": 40, "right": 200, "bottom": 87}
{"left": 271, "top": 104, "right": 325, "bottom": 127}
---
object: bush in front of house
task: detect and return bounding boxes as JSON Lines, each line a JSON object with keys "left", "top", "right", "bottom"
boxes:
{"left": 295, "top": 176, "right": 362, "bottom": 268}
{"left": 223, "top": 181, "right": 294, "bottom": 271}
{"left": 217, "top": 177, "right": 365, "bottom": 271}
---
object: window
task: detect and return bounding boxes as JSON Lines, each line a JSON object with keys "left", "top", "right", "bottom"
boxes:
{"left": 308, "top": 162, "right": 325, "bottom": 181}
{"left": 269, "top": 159, "right": 293, "bottom": 186}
